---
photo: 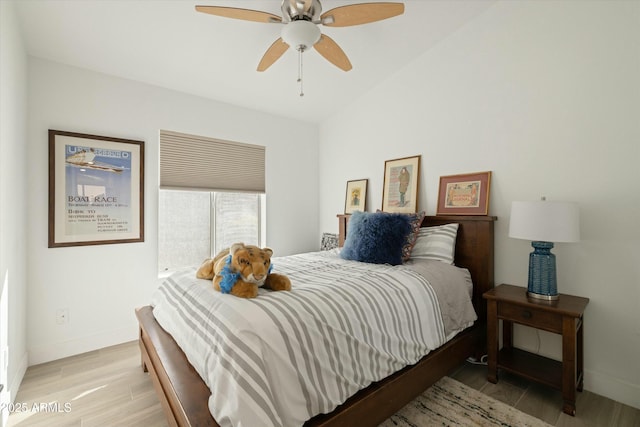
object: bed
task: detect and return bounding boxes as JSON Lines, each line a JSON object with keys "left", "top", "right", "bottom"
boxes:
{"left": 136, "top": 214, "right": 496, "bottom": 427}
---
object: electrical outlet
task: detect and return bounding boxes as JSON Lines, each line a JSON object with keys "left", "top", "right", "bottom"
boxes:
{"left": 56, "top": 308, "right": 69, "bottom": 325}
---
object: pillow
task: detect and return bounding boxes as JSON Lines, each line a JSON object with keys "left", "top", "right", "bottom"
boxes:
{"left": 410, "top": 223, "right": 459, "bottom": 264}
{"left": 321, "top": 233, "right": 339, "bottom": 251}
{"left": 376, "top": 210, "right": 425, "bottom": 262}
{"left": 401, "top": 211, "right": 426, "bottom": 262}
{"left": 340, "top": 211, "right": 412, "bottom": 265}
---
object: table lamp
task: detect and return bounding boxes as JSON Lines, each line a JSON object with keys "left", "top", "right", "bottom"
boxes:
{"left": 508, "top": 198, "right": 580, "bottom": 300}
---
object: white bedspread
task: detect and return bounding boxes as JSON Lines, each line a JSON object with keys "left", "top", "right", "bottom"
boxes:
{"left": 151, "top": 250, "right": 476, "bottom": 427}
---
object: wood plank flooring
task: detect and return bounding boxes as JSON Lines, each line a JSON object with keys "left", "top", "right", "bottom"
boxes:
{"left": 7, "top": 341, "right": 639, "bottom": 426}
{"left": 449, "top": 361, "right": 640, "bottom": 427}
{"left": 7, "top": 341, "right": 167, "bottom": 427}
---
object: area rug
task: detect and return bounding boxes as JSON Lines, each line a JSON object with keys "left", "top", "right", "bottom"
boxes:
{"left": 379, "top": 376, "right": 552, "bottom": 427}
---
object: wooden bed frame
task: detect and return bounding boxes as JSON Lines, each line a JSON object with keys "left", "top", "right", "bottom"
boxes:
{"left": 136, "top": 214, "right": 496, "bottom": 427}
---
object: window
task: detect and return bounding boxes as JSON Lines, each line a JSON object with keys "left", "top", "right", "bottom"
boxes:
{"left": 158, "top": 130, "right": 266, "bottom": 273}
{"left": 158, "top": 190, "right": 265, "bottom": 272}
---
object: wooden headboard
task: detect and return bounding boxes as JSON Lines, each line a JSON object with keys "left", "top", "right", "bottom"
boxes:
{"left": 337, "top": 214, "right": 497, "bottom": 323}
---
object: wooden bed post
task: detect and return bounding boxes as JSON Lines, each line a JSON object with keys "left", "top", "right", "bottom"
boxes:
{"left": 337, "top": 214, "right": 349, "bottom": 247}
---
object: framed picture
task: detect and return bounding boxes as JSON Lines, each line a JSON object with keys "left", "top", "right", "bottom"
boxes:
{"left": 437, "top": 171, "right": 491, "bottom": 215}
{"left": 381, "top": 155, "right": 420, "bottom": 213}
{"left": 344, "top": 179, "right": 368, "bottom": 214}
{"left": 48, "top": 129, "right": 144, "bottom": 247}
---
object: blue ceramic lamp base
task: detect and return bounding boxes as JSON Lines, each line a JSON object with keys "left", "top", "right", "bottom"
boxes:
{"left": 527, "top": 241, "right": 559, "bottom": 301}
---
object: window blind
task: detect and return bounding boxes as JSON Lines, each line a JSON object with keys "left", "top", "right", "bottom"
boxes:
{"left": 160, "top": 130, "right": 265, "bottom": 193}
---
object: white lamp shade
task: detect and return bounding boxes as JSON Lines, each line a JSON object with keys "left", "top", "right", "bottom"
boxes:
{"left": 281, "top": 20, "right": 321, "bottom": 49}
{"left": 509, "top": 201, "right": 580, "bottom": 243}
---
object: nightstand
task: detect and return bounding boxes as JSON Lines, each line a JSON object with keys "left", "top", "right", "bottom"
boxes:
{"left": 483, "top": 284, "right": 589, "bottom": 416}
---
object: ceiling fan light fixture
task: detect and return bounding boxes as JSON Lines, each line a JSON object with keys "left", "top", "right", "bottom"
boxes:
{"left": 281, "top": 20, "right": 321, "bottom": 51}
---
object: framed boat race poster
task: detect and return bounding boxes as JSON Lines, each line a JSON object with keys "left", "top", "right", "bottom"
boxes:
{"left": 48, "top": 129, "right": 144, "bottom": 247}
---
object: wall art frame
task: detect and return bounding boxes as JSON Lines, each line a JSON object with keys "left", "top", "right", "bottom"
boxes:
{"left": 381, "top": 155, "right": 421, "bottom": 213}
{"left": 48, "top": 129, "right": 144, "bottom": 247}
{"left": 437, "top": 171, "right": 491, "bottom": 215}
{"left": 344, "top": 179, "right": 368, "bottom": 214}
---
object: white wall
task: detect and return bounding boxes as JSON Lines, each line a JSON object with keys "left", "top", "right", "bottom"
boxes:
{"left": 0, "top": 1, "right": 29, "bottom": 422}
{"left": 26, "top": 58, "right": 319, "bottom": 364}
{"left": 319, "top": 1, "right": 640, "bottom": 409}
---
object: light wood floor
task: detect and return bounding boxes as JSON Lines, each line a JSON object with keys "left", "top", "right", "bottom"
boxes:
{"left": 7, "top": 341, "right": 639, "bottom": 426}
{"left": 449, "top": 362, "right": 640, "bottom": 427}
{"left": 7, "top": 341, "right": 168, "bottom": 427}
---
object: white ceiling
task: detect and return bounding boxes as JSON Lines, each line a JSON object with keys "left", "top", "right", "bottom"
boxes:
{"left": 14, "top": 0, "right": 495, "bottom": 124}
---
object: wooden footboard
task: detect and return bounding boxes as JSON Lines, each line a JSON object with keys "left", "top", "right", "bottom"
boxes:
{"left": 137, "top": 306, "right": 214, "bottom": 426}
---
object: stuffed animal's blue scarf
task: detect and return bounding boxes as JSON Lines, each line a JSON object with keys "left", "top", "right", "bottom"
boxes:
{"left": 219, "top": 255, "right": 240, "bottom": 294}
{"left": 218, "top": 255, "right": 274, "bottom": 294}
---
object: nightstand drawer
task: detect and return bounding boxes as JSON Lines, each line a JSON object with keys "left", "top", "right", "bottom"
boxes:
{"left": 498, "top": 303, "right": 562, "bottom": 333}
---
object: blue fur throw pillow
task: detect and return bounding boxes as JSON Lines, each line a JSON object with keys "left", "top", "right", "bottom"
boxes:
{"left": 340, "top": 211, "right": 412, "bottom": 265}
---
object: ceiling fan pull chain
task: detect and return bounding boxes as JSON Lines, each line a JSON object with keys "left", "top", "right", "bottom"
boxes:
{"left": 297, "top": 47, "right": 304, "bottom": 97}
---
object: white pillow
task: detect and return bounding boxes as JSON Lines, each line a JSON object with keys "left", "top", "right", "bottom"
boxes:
{"left": 410, "top": 223, "right": 459, "bottom": 264}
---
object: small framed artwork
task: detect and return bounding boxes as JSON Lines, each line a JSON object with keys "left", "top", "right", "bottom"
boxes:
{"left": 48, "top": 129, "right": 145, "bottom": 247}
{"left": 437, "top": 171, "right": 492, "bottom": 215}
{"left": 344, "top": 179, "right": 368, "bottom": 214}
{"left": 381, "top": 155, "right": 420, "bottom": 213}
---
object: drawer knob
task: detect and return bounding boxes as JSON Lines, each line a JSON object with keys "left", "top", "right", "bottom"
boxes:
{"left": 522, "top": 310, "right": 532, "bottom": 319}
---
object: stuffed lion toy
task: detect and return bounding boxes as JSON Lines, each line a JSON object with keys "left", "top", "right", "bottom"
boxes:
{"left": 196, "top": 243, "right": 291, "bottom": 298}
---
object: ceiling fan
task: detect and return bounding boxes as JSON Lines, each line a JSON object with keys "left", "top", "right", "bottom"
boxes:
{"left": 196, "top": 1, "right": 404, "bottom": 95}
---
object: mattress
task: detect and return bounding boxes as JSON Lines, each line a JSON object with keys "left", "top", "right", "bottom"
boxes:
{"left": 151, "top": 249, "right": 477, "bottom": 427}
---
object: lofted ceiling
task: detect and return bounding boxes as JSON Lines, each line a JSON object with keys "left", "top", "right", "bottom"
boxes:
{"left": 14, "top": 0, "right": 495, "bottom": 124}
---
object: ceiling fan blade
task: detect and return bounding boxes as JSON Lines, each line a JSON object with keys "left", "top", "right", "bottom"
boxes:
{"left": 321, "top": 2, "right": 404, "bottom": 27}
{"left": 195, "top": 6, "right": 282, "bottom": 23}
{"left": 257, "top": 38, "right": 290, "bottom": 72}
{"left": 314, "top": 34, "right": 353, "bottom": 71}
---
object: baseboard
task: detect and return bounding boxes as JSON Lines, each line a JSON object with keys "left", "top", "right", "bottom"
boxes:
{"left": 28, "top": 327, "right": 137, "bottom": 366}
{"left": 0, "top": 350, "right": 27, "bottom": 426}
{"left": 9, "top": 351, "right": 27, "bottom": 400}
{"left": 585, "top": 368, "right": 640, "bottom": 410}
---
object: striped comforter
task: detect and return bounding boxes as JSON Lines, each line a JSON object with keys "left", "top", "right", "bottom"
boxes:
{"left": 151, "top": 250, "right": 476, "bottom": 427}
